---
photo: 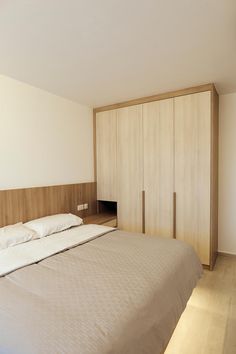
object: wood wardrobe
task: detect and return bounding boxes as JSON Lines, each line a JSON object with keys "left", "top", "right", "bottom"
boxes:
{"left": 94, "top": 84, "right": 219, "bottom": 269}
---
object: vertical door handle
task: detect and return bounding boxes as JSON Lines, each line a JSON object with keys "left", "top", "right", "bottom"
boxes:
{"left": 142, "top": 190, "right": 145, "bottom": 234}
{"left": 173, "top": 192, "right": 176, "bottom": 239}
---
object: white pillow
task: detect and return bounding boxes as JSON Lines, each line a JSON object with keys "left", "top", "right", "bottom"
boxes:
{"left": 24, "top": 213, "right": 83, "bottom": 238}
{"left": 0, "top": 223, "right": 38, "bottom": 251}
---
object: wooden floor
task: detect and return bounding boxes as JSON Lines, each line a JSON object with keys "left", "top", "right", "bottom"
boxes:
{"left": 165, "top": 255, "right": 236, "bottom": 354}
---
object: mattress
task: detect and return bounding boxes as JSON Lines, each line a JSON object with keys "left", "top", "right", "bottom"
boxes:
{"left": 0, "top": 225, "right": 202, "bottom": 354}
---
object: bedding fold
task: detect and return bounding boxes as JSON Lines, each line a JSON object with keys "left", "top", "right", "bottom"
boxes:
{"left": 0, "top": 224, "right": 114, "bottom": 276}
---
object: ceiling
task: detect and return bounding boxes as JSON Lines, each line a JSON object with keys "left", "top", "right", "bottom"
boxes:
{"left": 0, "top": 0, "right": 236, "bottom": 107}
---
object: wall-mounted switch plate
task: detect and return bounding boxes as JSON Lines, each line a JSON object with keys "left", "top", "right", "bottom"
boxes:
{"left": 77, "top": 204, "right": 84, "bottom": 211}
{"left": 83, "top": 203, "right": 88, "bottom": 210}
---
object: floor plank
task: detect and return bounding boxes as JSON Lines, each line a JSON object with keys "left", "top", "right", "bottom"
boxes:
{"left": 165, "top": 255, "right": 236, "bottom": 354}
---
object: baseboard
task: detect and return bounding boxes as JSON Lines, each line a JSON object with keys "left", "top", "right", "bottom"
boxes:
{"left": 218, "top": 251, "right": 236, "bottom": 258}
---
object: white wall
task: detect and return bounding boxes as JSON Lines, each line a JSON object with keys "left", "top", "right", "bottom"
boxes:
{"left": 219, "top": 92, "right": 236, "bottom": 254}
{"left": 0, "top": 75, "right": 94, "bottom": 190}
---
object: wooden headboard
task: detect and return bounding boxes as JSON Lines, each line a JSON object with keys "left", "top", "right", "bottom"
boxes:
{"left": 0, "top": 182, "right": 97, "bottom": 228}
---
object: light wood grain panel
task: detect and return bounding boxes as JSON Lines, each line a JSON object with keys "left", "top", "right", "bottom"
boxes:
{"left": 174, "top": 91, "right": 211, "bottom": 265}
{"left": 117, "top": 105, "right": 143, "bottom": 232}
{"left": 0, "top": 182, "right": 97, "bottom": 227}
{"left": 143, "top": 99, "right": 174, "bottom": 237}
{"left": 93, "top": 110, "right": 97, "bottom": 181}
{"left": 83, "top": 212, "right": 116, "bottom": 226}
{"left": 210, "top": 88, "right": 219, "bottom": 269}
{"left": 96, "top": 110, "right": 117, "bottom": 201}
{"left": 165, "top": 256, "right": 236, "bottom": 354}
{"left": 95, "top": 84, "right": 215, "bottom": 113}
{"left": 102, "top": 218, "right": 117, "bottom": 227}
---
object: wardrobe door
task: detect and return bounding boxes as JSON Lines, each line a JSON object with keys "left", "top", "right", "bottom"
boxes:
{"left": 96, "top": 110, "right": 117, "bottom": 201}
{"left": 174, "top": 91, "right": 211, "bottom": 265}
{"left": 143, "top": 99, "right": 174, "bottom": 237}
{"left": 117, "top": 105, "right": 143, "bottom": 232}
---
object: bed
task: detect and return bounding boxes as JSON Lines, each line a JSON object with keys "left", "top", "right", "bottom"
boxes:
{"left": 0, "top": 223, "right": 202, "bottom": 354}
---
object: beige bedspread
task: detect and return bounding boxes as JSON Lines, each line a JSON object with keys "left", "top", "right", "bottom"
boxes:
{"left": 0, "top": 229, "right": 202, "bottom": 354}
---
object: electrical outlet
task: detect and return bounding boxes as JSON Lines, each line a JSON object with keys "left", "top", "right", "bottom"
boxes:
{"left": 77, "top": 204, "right": 84, "bottom": 211}
{"left": 83, "top": 203, "right": 88, "bottom": 210}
